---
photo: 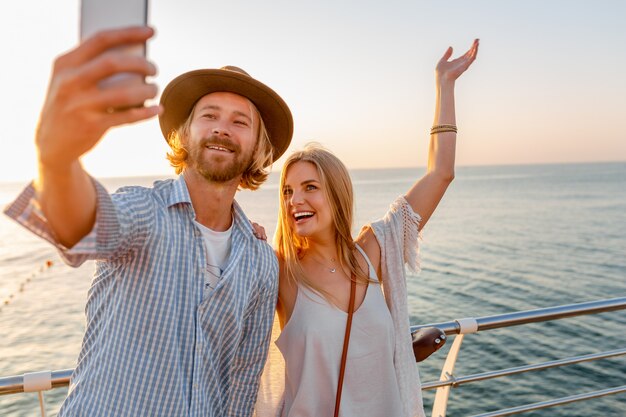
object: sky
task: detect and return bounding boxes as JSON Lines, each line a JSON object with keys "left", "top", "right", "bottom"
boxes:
{"left": 0, "top": 0, "right": 625, "bottom": 182}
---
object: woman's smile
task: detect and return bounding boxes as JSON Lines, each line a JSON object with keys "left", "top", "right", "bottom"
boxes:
{"left": 283, "top": 161, "right": 333, "bottom": 237}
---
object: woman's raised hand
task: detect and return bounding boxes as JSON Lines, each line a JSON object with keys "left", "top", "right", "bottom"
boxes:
{"left": 435, "top": 39, "right": 479, "bottom": 85}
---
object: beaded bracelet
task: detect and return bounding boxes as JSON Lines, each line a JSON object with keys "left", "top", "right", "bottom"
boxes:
{"left": 430, "top": 124, "right": 458, "bottom": 135}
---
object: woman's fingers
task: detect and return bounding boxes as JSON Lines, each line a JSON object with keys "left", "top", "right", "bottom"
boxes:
{"left": 467, "top": 39, "right": 479, "bottom": 62}
{"left": 439, "top": 46, "right": 453, "bottom": 64}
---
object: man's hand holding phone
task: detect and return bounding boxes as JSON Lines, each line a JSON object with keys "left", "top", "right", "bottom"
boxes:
{"left": 36, "top": 27, "right": 161, "bottom": 172}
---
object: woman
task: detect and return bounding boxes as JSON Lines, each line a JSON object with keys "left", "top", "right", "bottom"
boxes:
{"left": 256, "top": 39, "right": 479, "bottom": 417}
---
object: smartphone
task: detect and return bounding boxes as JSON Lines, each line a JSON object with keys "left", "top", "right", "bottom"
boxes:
{"left": 80, "top": 0, "right": 149, "bottom": 90}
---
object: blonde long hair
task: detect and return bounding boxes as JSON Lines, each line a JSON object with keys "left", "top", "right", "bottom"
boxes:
{"left": 166, "top": 99, "right": 273, "bottom": 191}
{"left": 274, "top": 144, "right": 372, "bottom": 301}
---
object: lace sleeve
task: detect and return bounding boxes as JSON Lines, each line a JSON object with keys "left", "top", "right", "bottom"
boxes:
{"left": 390, "top": 196, "right": 422, "bottom": 273}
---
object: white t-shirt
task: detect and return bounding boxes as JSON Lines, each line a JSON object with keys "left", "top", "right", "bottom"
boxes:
{"left": 194, "top": 220, "right": 233, "bottom": 297}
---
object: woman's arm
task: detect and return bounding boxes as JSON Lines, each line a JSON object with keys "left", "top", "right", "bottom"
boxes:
{"left": 405, "top": 39, "right": 479, "bottom": 230}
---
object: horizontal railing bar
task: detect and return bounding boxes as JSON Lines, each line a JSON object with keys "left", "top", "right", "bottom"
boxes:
{"left": 422, "top": 348, "right": 626, "bottom": 390}
{"left": 3, "top": 298, "right": 625, "bottom": 400}
{"left": 468, "top": 385, "right": 626, "bottom": 417}
{"left": 411, "top": 297, "right": 626, "bottom": 335}
{"left": 0, "top": 369, "right": 72, "bottom": 395}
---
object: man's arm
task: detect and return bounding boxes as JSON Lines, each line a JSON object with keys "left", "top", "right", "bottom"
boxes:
{"left": 35, "top": 27, "right": 160, "bottom": 248}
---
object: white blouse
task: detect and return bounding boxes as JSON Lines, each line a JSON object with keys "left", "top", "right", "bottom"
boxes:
{"left": 275, "top": 246, "right": 403, "bottom": 417}
{"left": 255, "top": 196, "right": 426, "bottom": 417}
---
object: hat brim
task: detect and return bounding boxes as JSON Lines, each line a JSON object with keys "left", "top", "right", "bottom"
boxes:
{"left": 159, "top": 69, "right": 293, "bottom": 164}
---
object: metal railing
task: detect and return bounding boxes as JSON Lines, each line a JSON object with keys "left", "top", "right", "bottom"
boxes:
{"left": 411, "top": 296, "right": 626, "bottom": 417}
{"left": 2, "top": 297, "right": 626, "bottom": 416}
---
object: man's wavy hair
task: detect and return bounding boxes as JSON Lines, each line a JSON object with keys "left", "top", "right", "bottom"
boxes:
{"left": 166, "top": 99, "right": 273, "bottom": 191}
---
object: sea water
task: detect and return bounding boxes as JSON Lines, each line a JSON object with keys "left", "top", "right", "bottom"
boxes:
{"left": 1, "top": 162, "right": 625, "bottom": 416}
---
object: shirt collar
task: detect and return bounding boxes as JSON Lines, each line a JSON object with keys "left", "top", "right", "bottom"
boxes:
{"left": 231, "top": 199, "right": 255, "bottom": 238}
{"left": 166, "top": 175, "right": 193, "bottom": 207}
{"left": 167, "top": 175, "right": 256, "bottom": 239}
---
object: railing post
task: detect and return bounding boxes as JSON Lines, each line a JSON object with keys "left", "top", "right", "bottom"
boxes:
{"left": 431, "top": 318, "right": 478, "bottom": 417}
{"left": 38, "top": 391, "right": 47, "bottom": 417}
{"left": 23, "top": 370, "right": 51, "bottom": 417}
{"left": 431, "top": 334, "right": 464, "bottom": 417}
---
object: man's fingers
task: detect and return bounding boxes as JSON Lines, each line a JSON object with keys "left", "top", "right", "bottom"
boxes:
{"left": 48, "top": 49, "right": 158, "bottom": 119}
{"left": 67, "top": 51, "right": 157, "bottom": 90}
{"left": 33, "top": 27, "right": 161, "bottom": 168}
{"left": 103, "top": 104, "right": 163, "bottom": 128}
{"left": 59, "top": 81, "right": 160, "bottom": 135}
{"left": 56, "top": 26, "right": 155, "bottom": 70}
{"left": 49, "top": 28, "right": 158, "bottom": 105}
{"left": 90, "top": 82, "right": 160, "bottom": 111}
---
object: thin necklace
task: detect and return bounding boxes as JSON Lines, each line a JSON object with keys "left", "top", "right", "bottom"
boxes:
{"left": 308, "top": 255, "right": 337, "bottom": 273}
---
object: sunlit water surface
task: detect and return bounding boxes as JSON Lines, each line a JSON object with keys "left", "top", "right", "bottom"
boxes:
{"left": 1, "top": 162, "right": 625, "bottom": 416}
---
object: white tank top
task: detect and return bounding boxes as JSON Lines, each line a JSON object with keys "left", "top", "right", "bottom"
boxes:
{"left": 275, "top": 246, "right": 403, "bottom": 417}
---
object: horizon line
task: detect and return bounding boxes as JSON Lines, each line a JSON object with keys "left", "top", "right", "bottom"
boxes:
{"left": 2, "top": 159, "right": 624, "bottom": 185}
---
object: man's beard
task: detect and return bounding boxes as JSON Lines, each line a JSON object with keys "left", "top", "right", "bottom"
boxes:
{"left": 188, "top": 135, "right": 256, "bottom": 183}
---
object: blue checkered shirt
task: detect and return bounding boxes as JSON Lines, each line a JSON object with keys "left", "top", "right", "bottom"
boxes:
{"left": 4, "top": 176, "right": 278, "bottom": 417}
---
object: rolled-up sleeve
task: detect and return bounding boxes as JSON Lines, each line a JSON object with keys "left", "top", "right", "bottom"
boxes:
{"left": 4, "top": 179, "right": 152, "bottom": 267}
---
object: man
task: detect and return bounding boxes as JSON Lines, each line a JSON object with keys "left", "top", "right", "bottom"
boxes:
{"left": 4, "top": 27, "right": 292, "bottom": 416}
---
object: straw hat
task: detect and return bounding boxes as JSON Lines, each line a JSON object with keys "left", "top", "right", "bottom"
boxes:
{"left": 159, "top": 66, "right": 293, "bottom": 163}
